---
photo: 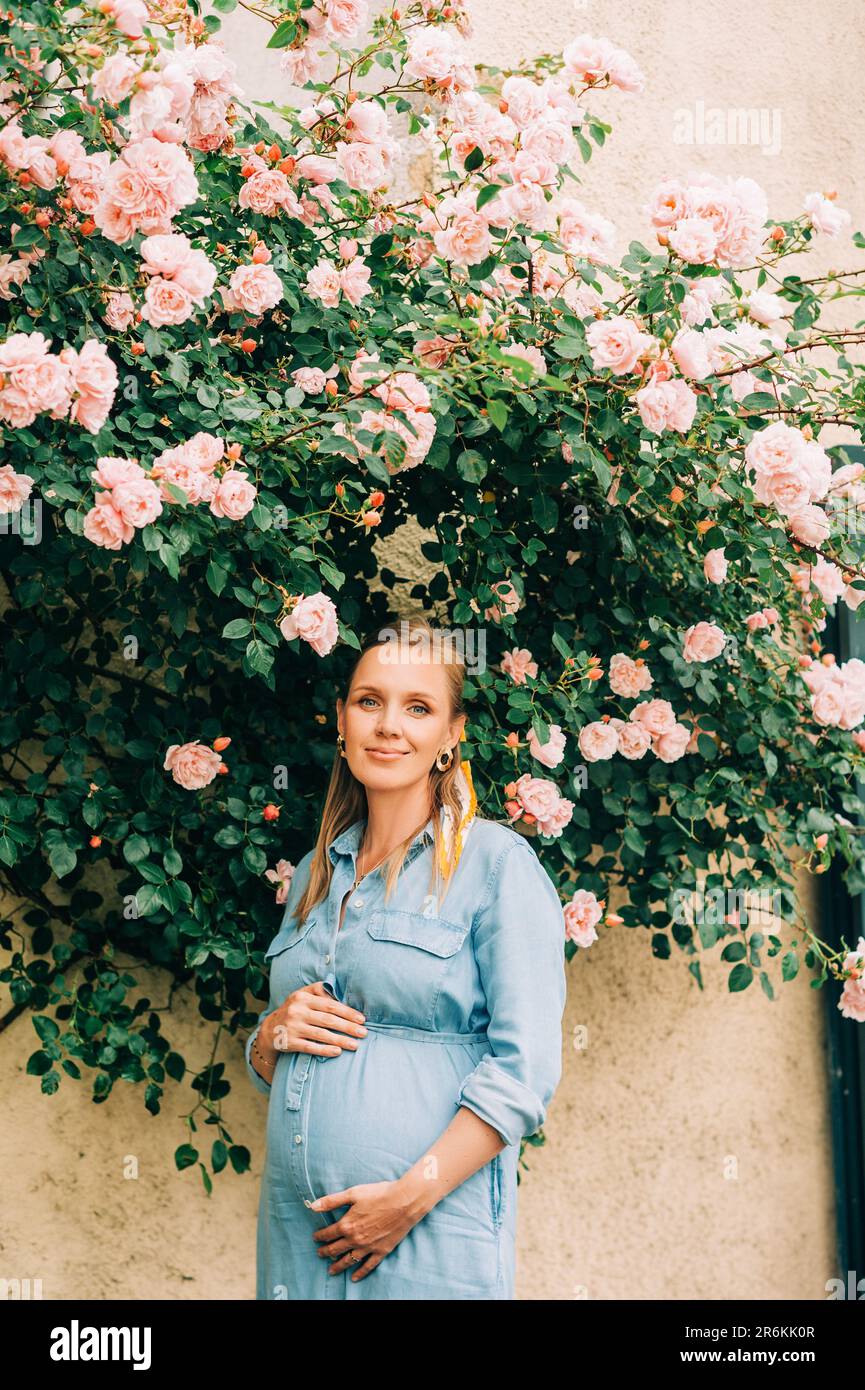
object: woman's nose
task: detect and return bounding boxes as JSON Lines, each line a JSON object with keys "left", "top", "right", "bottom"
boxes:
{"left": 375, "top": 707, "right": 401, "bottom": 735}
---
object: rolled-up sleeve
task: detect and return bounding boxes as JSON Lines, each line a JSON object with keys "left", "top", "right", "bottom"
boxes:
{"left": 244, "top": 856, "right": 311, "bottom": 1096}
{"left": 456, "top": 836, "right": 567, "bottom": 1147}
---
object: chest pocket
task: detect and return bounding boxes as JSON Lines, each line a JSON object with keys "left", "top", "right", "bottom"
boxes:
{"left": 364, "top": 909, "right": 469, "bottom": 1029}
{"left": 264, "top": 911, "right": 318, "bottom": 998}
{"left": 264, "top": 911, "right": 316, "bottom": 958}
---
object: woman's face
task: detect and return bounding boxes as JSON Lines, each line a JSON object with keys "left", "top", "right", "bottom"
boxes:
{"left": 336, "top": 642, "right": 465, "bottom": 792}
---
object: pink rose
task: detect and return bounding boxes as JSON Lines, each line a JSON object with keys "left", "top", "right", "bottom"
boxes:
{"left": 512, "top": 773, "right": 574, "bottom": 838}
{"left": 608, "top": 652, "right": 653, "bottom": 698}
{"left": 614, "top": 719, "right": 652, "bottom": 760}
{"left": 500, "top": 76, "right": 546, "bottom": 128}
{"left": 635, "top": 377, "right": 698, "bottom": 434}
{"left": 528, "top": 723, "right": 567, "bottom": 768}
{"left": 668, "top": 216, "right": 719, "bottom": 264}
{"left": 139, "top": 232, "right": 192, "bottom": 279}
{"left": 534, "top": 796, "right": 575, "bottom": 838}
{"left": 811, "top": 684, "right": 845, "bottom": 727}
{"left": 704, "top": 548, "right": 727, "bottom": 583}
{"left": 335, "top": 140, "right": 391, "bottom": 192}
{"left": 788, "top": 504, "right": 831, "bottom": 546}
{"left": 172, "top": 248, "right": 216, "bottom": 302}
{"left": 291, "top": 367, "right": 328, "bottom": 394}
{"left": 141, "top": 276, "right": 194, "bottom": 327}
{"left": 343, "top": 100, "right": 390, "bottom": 143}
{"left": 653, "top": 722, "right": 691, "bottom": 763}
{"left": 563, "top": 888, "right": 603, "bottom": 948}
{"left": 745, "top": 420, "right": 804, "bottom": 477}
{"left": 91, "top": 53, "right": 140, "bottom": 106}
{"left": 434, "top": 207, "right": 492, "bottom": 268}
{"left": 671, "top": 328, "right": 713, "bottom": 382}
{"left": 210, "top": 468, "right": 257, "bottom": 520}
{"left": 416, "top": 335, "right": 457, "bottom": 369}
{"left": 110, "top": 0, "right": 148, "bottom": 38}
{"left": 61, "top": 338, "right": 118, "bottom": 434}
{"left": 838, "top": 977, "right": 865, "bottom": 1023}
{"left": 278, "top": 592, "right": 339, "bottom": 657}
{"left": 238, "top": 168, "right": 296, "bottom": 216}
{"left": 501, "top": 648, "right": 538, "bottom": 684}
{"left": 682, "top": 621, "right": 726, "bottom": 663}
{"left": 556, "top": 198, "right": 616, "bottom": 263}
{"left": 810, "top": 556, "right": 846, "bottom": 605}
{"left": 502, "top": 343, "right": 546, "bottom": 378}
{"left": 586, "top": 316, "right": 652, "bottom": 375}
{"left": 404, "top": 29, "right": 474, "bottom": 90}
{"left": 339, "top": 256, "right": 372, "bottom": 306}
{"left": 185, "top": 432, "right": 224, "bottom": 471}
{"left": 111, "top": 477, "right": 163, "bottom": 528}
{"left": 265, "top": 858, "right": 296, "bottom": 905}
{"left": 577, "top": 721, "right": 619, "bottom": 762}
{"left": 82, "top": 495, "right": 135, "bottom": 549}
{"left": 326, "top": 0, "right": 367, "bottom": 39}
{"left": 90, "top": 456, "right": 146, "bottom": 489}
{"left": 372, "top": 372, "right": 431, "bottom": 413}
{"left": 803, "top": 192, "right": 851, "bottom": 238}
{"left": 562, "top": 34, "right": 645, "bottom": 92}
{"left": 305, "top": 259, "right": 342, "bottom": 309}
{"left": 647, "top": 178, "right": 688, "bottom": 228}
{"left": 163, "top": 740, "right": 223, "bottom": 790}
{"left": 0, "top": 463, "right": 34, "bottom": 513}
{"left": 103, "top": 290, "right": 135, "bottom": 330}
{"left": 228, "top": 262, "right": 283, "bottom": 316}
{"left": 630, "top": 699, "right": 677, "bottom": 737}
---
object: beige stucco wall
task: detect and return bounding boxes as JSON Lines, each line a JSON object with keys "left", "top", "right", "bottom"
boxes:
{"left": 3, "top": 0, "right": 862, "bottom": 1300}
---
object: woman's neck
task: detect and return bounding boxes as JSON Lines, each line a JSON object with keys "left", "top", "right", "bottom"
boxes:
{"left": 360, "top": 791, "right": 435, "bottom": 862}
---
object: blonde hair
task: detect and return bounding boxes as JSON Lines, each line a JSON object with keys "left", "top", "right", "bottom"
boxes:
{"left": 291, "top": 616, "right": 468, "bottom": 928}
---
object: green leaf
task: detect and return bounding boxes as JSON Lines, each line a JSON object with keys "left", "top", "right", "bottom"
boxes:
{"left": 456, "top": 449, "right": 487, "bottom": 483}
{"left": 476, "top": 183, "right": 503, "bottom": 210}
{"left": 123, "top": 835, "right": 150, "bottom": 865}
{"left": 267, "top": 18, "right": 296, "bottom": 46}
{"left": 728, "top": 963, "right": 754, "bottom": 993}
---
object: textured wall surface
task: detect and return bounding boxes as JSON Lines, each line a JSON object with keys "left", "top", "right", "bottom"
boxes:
{"left": 3, "top": 0, "right": 861, "bottom": 1301}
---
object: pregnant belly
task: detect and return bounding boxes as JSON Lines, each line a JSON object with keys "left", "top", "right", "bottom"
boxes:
{"left": 288, "top": 1028, "right": 497, "bottom": 1228}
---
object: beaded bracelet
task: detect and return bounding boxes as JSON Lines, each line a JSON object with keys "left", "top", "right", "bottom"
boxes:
{"left": 251, "top": 1031, "right": 276, "bottom": 1082}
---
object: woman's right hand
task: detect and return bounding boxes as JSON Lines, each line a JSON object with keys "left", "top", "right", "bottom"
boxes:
{"left": 260, "top": 982, "right": 368, "bottom": 1058}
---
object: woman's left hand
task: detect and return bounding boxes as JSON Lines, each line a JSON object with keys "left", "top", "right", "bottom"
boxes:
{"left": 309, "top": 1179, "right": 429, "bottom": 1281}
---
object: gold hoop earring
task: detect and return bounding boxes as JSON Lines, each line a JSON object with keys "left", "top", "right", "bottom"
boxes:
{"left": 337, "top": 733, "right": 346, "bottom": 758}
{"left": 435, "top": 746, "right": 454, "bottom": 772}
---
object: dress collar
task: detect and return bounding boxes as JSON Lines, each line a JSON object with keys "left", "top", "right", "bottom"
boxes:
{"left": 327, "top": 813, "right": 436, "bottom": 867}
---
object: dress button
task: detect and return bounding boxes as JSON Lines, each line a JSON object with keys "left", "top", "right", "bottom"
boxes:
{"left": 353, "top": 896, "right": 364, "bottom": 909}
{"left": 294, "top": 1134, "right": 303, "bottom": 1144}
{"left": 324, "top": 953, "right": 331, "bottom": 964}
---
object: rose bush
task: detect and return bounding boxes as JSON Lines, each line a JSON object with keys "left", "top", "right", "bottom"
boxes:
{"left": 3, "top": 0, "right": 865, "bottom": 1184}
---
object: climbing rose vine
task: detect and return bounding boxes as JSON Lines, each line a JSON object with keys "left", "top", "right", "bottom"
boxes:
{"left": 3, "top": 0, "right": 865, "bottom": 1185}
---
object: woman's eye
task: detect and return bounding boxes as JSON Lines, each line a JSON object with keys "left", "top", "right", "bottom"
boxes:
{"left": 409, "top": 703, "right": 430, "bottom": 715}
{"left": 359, "top": 696, "right": 378, "bottom": 708}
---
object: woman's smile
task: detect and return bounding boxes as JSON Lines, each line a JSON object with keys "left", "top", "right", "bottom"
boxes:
{"left": 364, "top": 747, "right": 411, "bottom": 761}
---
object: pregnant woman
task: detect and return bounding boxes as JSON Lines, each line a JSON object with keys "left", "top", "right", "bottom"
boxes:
{"left": 245, "top": 617, "right": 567, "bottom": 1300}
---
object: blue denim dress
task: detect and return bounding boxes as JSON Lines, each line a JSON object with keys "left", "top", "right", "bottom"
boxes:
{"left": 245, "top": 814, "right": 567, "bottom": 1300}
